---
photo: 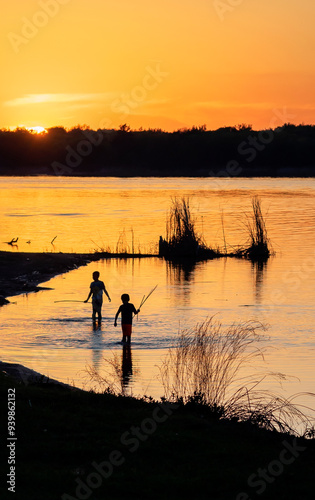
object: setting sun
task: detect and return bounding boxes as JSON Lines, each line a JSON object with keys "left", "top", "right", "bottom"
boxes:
{"left": 26, "top": 126, "right": 47, "bottom": 134}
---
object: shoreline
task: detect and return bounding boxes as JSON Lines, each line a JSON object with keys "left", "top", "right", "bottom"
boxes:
{"left": 0, "top": 250, "right": 98, "bottom": 301}
{"left": 0, "top": 360, "right": 80, "bottom": 390}
{"left": 0, "top": 250, "right": 156, "bottom": 302}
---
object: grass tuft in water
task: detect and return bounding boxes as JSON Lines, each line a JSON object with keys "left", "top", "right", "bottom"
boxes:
{"left": 239, "top": 196, "right": 272, "bottom": 261}
{"left": 91, "top": 228, "right": 148, "bottom": 255}
{"left": 159, "top": 197, "right": 218, "bottom": 260}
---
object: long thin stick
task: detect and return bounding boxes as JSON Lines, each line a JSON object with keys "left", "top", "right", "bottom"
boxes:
{"left": 134, "top": 285, "right": 158, "bottom": 319}
{"left": 139, "top": 295, "right": 145, "bottom": 309}
{"left": 138, "top": 285, "right": 158, "bottom": 310}
{"left": 54, "top": 300, "right": 86, "bottom": 303}
{"left": 136, "top": 295, "right": 145, "bottom": 321}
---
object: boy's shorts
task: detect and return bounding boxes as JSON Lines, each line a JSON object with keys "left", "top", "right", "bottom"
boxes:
{"left": 122, "top": 324, "right": 132, "bottom": 337}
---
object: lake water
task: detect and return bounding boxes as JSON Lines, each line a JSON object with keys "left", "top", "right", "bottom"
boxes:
{"left": 1, "top": 177, "right": 315, "bottom": 422}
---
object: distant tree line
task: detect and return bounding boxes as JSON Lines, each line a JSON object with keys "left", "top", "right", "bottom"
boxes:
{"left": 0, "top": 123, "right": 314, "bottom": 177}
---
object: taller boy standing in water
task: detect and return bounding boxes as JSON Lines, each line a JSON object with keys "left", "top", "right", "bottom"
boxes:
{"left": 84, "top": 271, "right": 111, "bottom": 323}
{"left": 114, "top": 294, "right": 139, "bottom": 343}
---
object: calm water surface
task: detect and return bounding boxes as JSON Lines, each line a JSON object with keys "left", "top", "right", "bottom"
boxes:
{"left": 0, "top": 177, "right": 314, "bottom": 413}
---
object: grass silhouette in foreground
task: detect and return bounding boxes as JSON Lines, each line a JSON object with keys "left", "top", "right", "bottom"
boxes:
{"left": 159, "top": 317, "right": 314, "bottom": 436}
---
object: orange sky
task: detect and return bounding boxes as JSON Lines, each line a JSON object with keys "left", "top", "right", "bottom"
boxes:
{"left": 1, "top": 0, "right": 315, "bottom": 131}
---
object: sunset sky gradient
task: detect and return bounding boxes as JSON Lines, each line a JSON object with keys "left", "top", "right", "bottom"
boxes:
{"left": 1, "top": 0, "right": 315, "bottom": 131}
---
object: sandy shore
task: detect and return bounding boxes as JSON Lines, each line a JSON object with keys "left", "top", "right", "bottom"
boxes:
{"left": 0, "top": 250, "right": 103, "bottom": 303}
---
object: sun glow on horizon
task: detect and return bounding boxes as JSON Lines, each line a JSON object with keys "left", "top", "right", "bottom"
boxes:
{"left": 9, "top": 125, "right": 48, "bottom": 134}
{"left": 26, "top": 126, "right": 47, "bottom": 134}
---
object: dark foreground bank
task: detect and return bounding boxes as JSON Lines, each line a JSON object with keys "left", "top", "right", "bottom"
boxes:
{"left": 0, "top": 368, "right": 314, "bottom": 500}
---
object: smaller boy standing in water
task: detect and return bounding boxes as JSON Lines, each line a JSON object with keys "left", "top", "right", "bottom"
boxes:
{"left": 84, "top": 271, "right": 111, "bottom": 323}
{"left": 114, "top": 294, "right": 139, "bottom": 343}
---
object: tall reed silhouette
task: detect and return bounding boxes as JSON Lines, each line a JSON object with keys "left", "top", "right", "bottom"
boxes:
{"left": 159, "top": 197, "right": 216, "bottom": 260}
{"left": 242, "top": 196, "right": 271, "bottom": 260}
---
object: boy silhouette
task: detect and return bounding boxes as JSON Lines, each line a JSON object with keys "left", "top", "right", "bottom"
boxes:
{"left": 84, "top": 271, "right": 111, "bottom": 323}
{"left": 114, "top": 294, "right": 139, "bottom": 343}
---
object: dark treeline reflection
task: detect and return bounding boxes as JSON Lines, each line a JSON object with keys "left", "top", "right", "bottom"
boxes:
{"left": 1, "top": 123, "right": 315, "bottom": 176}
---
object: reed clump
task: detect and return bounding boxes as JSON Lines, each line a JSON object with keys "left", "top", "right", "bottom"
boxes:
{"left": 160, "top": 317, "right": 314, "bottom": 436}
{"left": 91, "top": 228, "right": 150, "bottom": 256}
{"left": 240, "top": 196, "right": 272, "bottom": 261}
{"left": 159, "top": 197, "right": 218, "bottom": 260}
